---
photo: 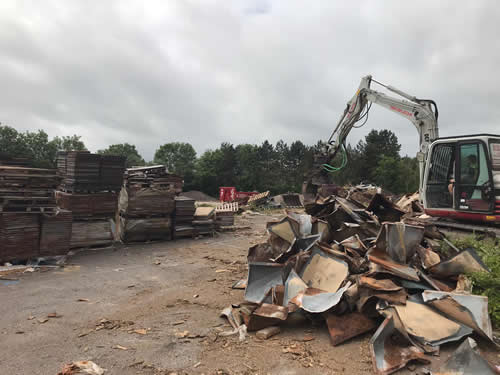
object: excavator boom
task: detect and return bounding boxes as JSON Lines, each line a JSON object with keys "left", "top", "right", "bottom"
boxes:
{"left": 326, "top": 75, "right": 439, "bottom": 195}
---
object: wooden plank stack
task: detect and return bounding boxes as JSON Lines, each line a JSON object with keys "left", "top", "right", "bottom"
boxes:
{"left": 56, "top": 151, "right": 125, "bottom": 249}
{"left": 57, "top": 151, "right": 125, "bottom": 192}
{"left": 70, "top": 220, "right": 114, "bottom": 248}
{"left": 0, "top": 166, "right": 59, "bottom": 213}
{"left": 118, "top": 165, "right": 181, "bottom": 243}
{"left": 174, "top": 196, "right": 196, "bottom": 238}
{"left": 215, "top": 202, "right": 237, "bottom": 228}
{"left": 39, "top": 210, "right": 73, "bottom": 256}
{"left": 193, "top": 206, "right": 216, "bottom": 236}
{"left": 0, "top": 213, "right": 40, "bottom": 262}
{"left": 55, "top": 191, "right": 118, "bottom": 218}
{"left": 124, "top": 165, "right": 183, "bottom": 193}
{"left": 0, "top": 165, "right": 73, "bottom": 263}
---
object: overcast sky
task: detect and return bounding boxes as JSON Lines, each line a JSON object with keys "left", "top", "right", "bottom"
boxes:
{"left": 1, "top": 1, "right": 499, "bottom": 161}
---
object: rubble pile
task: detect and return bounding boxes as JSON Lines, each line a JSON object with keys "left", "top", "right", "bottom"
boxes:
{"left": 174, "top": 196, "right": 196, "bottom": 239}
{"left": 0, "top": 165, "right": 73, "bottom": 262}
{"left": 56, "top": 151, "right": 125, "bottom": 249}
{"left": 118, "top": 165, "right": 181, "bottom": 242}
{"left": 223, "top": 187, "right": 495, "bottom": 374}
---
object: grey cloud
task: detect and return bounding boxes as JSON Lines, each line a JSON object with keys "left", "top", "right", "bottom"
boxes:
{"left": 1, "top": 0, "right": 499, "bottom": 161}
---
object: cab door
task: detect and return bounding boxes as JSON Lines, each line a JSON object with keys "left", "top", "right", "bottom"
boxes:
{"left": 455, "top": 141, "right": 495, "bottom": 212}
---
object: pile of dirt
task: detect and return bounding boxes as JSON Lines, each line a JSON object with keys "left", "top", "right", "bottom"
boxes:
{"left": 181, "top": 190, "right": 218, "bottom": 202}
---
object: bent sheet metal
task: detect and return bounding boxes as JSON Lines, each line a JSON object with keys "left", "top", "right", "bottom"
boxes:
{"left": 422, "top": 290, "right": 493, "bottom": 341}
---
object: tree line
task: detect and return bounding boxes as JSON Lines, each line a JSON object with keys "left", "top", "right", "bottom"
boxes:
{"left": 0, "top": 124, "right": 419, "bottom": 196}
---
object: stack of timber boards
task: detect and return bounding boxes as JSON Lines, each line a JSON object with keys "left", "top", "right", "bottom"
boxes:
{"left": 193, "top": 206, "right": 215, "bottom": 236}
{"left": 55, "top": 191, "right": 118, "bottom": 219}
{"left": 174, "top": 196, "right": 195, "bottom": 238}
{"left": 39, "top": 210, "right": 73, "bottom": 256}
{"left": 0, "top": 166, "right": 59, "bottom": 213}
{"left": 70, "top": 220, "right": 113, "bottom": 249}
{"left": 124, "top": 165, "right": 183, "bottom": 194}
{"left": 119, "top": 165, "right": 180, "bottom": 243}
{"left": 0, "top": 213, "right": 40, "bottom": 262}
{"left": 56, "top": 151, "right": 125, "bottom": 249}
{"left": 57, "top": 151, "right": 125, "bottom": 192}
{"left": 0, "top": 210, "right": 73, "bottom": 263}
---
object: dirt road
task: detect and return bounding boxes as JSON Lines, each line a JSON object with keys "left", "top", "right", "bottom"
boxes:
{"left": 0, "top": 213, "right": 497, "bottom": 374}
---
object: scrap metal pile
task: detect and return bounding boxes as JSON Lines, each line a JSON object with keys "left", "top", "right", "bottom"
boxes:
{"left": 118, "top": 165, "right": 182, "bottom": 242}
{"left": 224, "top": 187, "right": 496, "bottom": 374}
{"left": 56, "top": 151, "right": 125, "bottom": 249}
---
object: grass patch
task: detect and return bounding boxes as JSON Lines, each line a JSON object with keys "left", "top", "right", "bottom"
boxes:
{"left": 445, "top": 235, "right": 500, "bottom": 329}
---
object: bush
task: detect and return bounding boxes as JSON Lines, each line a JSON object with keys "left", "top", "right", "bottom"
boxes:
{"left": 448, "top": 236, "right": 500, "bottom": 328}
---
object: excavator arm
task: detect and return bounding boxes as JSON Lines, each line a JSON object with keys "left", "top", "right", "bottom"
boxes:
{"left": 326, "top": 75, "right": 439, "bottom": 195}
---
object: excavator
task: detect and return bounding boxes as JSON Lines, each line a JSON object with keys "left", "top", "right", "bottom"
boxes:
{"left": 319, "top": 75, "right": 500, "bottom": 224}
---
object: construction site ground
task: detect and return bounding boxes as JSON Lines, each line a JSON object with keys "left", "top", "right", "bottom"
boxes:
{"left": 0, "top": 212, "right": 498, "bottom": 375}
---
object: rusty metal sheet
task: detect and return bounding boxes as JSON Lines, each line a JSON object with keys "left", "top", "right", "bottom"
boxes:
{"left": 393, "top": 299, "right": 473, "bottom": 346}
{"left": 375, "top": 222, "right": 424, "bottom": 264}
{"left": 367, "top": 248, "right": 420, "bottom": 281}
{"left": 326, "top": 312, "right": 376, "bottom": 346}
{"left": 244, "top": 262, "right": 284, "bottom": 304}
{"left": 232, "top": 278, "right": 247, "bottom": 289}
{"left": 416, "top": 245, "right": 441, "bottom": 269}
{"left": 367, "top": 193, "right": 406, "bottom": 223}
{"left": 290, "top": 282, "right": 351, "bottom": 313}
{"left": 253, "top": 303, "right": 288, "bottom": 320}
{"left": 428, "top": 248, "right": 489, "bottom": 278}
{"left": 248, "top": 241, "right": 285, "bottom": 263}
{"left": 268, "top": 217, "right": 298, "bottom": 243}
{"left": 370, "top": 316, "right": 430, "bottom": 375}
{"left": 422, "top": 291, "right": 493, "bottom": 341}
{"left": 300, "top": 246, "right": 349, "bottom": 293}
{"left": 340, "top": 234, "right": 367, "bottom": 254}
{"left": 418, "top": 271, "right": 454, "bottom": 292}
{"left": 357, "top": 287, "right": 407, "bottom": 316}
{"left": 283, "top": 269, "right": 308, "bottom": 306}
{"left": 311, "top": 218, "right": 330, "bottom": 242}
{"left": 358, "top": 276, "right": 402, "bottom": 292}
{"left": 273, "top": 234, "right": 320, "bottom": 263}
{"left": 433, "top": 338, "right": 496, "bottom": 375}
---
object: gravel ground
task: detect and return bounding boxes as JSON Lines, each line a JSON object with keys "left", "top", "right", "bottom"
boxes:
{"left": 0, "top": 213, "right": 498, "bottom": 374}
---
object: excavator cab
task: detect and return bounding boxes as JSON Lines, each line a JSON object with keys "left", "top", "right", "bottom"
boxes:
{"left": 423, "top": 134, "right": 500, "bottom": 223}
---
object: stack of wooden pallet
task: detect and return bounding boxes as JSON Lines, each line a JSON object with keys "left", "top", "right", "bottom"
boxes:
{"left": 193, "top": 206, "right": 216, "bottom": 236}
{"left": 0, "top": 166, "right": 59, "bottom": 213}
{"left": 0, "top": 165, "right": 73, "bottom": 263}
{"left": 0, "top": 213, "right": 40, "bottom": 262}
{"left": 174, "top": 196, "right": 196, "bottom": 238}
{"left": 215, "top": 202, "right": 238, "bottom": 228}
{"left": 118, "top": 165, "right": 180, "bottom": 243}
{"left": 56, "top": 151, "right": 125, "bottom": 249}
{"left": 124, "top": 165, "right": 183, "bottom": 194}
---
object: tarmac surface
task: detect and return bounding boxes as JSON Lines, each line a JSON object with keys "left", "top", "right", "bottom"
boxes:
{"left": 0, "top": 212, "right": 498, "bottom": 374}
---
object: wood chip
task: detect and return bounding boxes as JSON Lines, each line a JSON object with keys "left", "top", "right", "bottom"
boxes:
{"left": 133, "top": 328, "right": 147, "bottom": 335}
{"left": 38, "top": 318, "right": 49, "bottom": 324}
{"left": 47, "top": 312, "right": 62, "bottom": 318}
{"left": 175, "top": 330, "right": 190, "bottom": 338}
{"left": 77, "top": 298, "right": 90, "bottom": 302}
{"left": 172, "top": 320, "right": 185, "bottom": 326}
{"left": 113, "top": 344, "right": 128, "bottom": 350}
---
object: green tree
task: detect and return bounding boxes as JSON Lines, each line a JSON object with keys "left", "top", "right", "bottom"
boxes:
{"left": 98, "top": 143, "right": 145, "bottom": 168}
{"left": 0, "top": 125, "right": 29, "bottom": 160}
{"left": 21, "top": 130, "right": 58, "bottom": 168}
{"left": 154, "top": 142, "right": 196, "bottom": 189}
{"left": 357, "top": 129, "right": 401, "bottom": 182}
{"left": 52, "top": 135, "right": 86, "bottom": 152}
